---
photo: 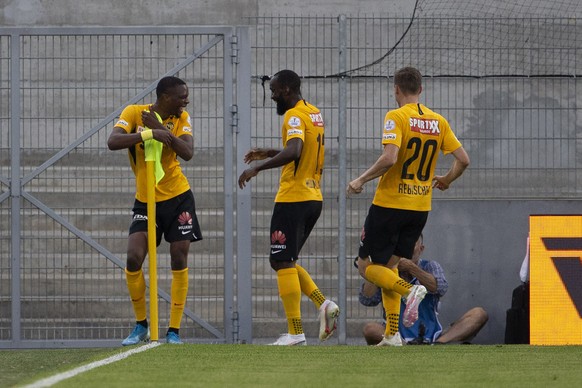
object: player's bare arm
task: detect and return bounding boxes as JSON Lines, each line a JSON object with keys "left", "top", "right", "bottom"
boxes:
{"left": 141, "top": 109, "right": 173, "bottom": 148}
{"left": 347, "top": 143, "right": 399, "bottom": 196}
{"left": 107, "top": 127, "right": 143, "bottom": 150}
{"left": 238, "top": 138, "right": 303, "bottom": 189}
{"left": 398, "top": 258, "right": 438, "bottom": 293}
{"left": 170, "top": 134, "right": 194, "bottom": 161}
{"left": 432, "top": 146, "right": 470, "bottom": 191}
{"left": 243, "top": 148, "right": 281, "bottom": 164}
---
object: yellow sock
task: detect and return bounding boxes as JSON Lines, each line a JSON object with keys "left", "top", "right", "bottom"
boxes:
{"left": 277, "top": 267, "right": 303, "bottom": 335}
{"left": 125, "top": 268, "right": 147, "bottom": 321}
{"left": 365, "top": 264, "right": 412, "bottom": 296}
{"left": 169, "top": 268, "right": 189, "bottom": 329}
{"left": 296, "top": 264, "right": 326, "bottom": 308}
{"left": 383, "top": 268, "right": 401, "bottom": 337}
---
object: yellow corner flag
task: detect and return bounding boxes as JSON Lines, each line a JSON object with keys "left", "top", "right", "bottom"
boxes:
{"left": 144, "top": 111, "right": 165, "bottom": 185}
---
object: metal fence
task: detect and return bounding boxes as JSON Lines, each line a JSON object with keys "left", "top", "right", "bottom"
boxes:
{"left": 1, "top": 14, "right": 581, "bottom": 347}
{"left": 248, "top": 15, "right": 582, "bottom": 341}
{"left": 0, "top": 26, "right": 251, "bottom": 348}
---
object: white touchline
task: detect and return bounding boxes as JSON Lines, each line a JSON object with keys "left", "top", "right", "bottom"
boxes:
{"left": 23, "top": 342, "right": 162, "bottom": 388}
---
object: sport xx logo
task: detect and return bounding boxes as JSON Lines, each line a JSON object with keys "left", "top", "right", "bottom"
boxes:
{"left": 542, "top": 237, "right": 582, "bottom": 318}
{"left": 409, "top": 118, "right": 440, "bottom": 136}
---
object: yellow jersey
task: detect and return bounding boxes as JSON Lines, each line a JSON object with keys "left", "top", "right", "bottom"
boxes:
{"left": 114, "top": 104, "right": 192, "bottom": 202}
{"left": 373, "top": 103, "right": 462, "bottom": 211}
{"left": 275, "top": 100, "right": 325, "bottom": 203}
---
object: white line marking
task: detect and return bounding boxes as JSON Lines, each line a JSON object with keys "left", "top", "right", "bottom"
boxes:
{"left": 23, "top": 342, "right": 162, "bottom": 388}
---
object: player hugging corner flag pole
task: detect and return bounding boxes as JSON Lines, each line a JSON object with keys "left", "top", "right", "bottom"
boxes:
{"left": 107, "top": 76, "right": 203, "bottom": 345}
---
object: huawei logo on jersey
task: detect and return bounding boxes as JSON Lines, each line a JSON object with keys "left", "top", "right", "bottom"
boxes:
{"left": 271, "top": 230, "right": 286, "bottom": 244}
{"left": 178, "top": 212, "right": 193, "bottom": 225}
{"left": 409, "top": 118, "right": 440, "bottom": 136}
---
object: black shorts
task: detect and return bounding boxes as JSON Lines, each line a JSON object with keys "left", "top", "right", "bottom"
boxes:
{"left": 129, "top": 190, "right": 203, "bottom": 246}
{"left": 269, "top": 201, "right": 322, "bottom": 262}
{"left": 358, "top": 204, "right": 428, "bottom": 265}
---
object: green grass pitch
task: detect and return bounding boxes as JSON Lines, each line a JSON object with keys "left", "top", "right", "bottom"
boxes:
{"left": 3, "top": 344, "right": 582, "bottom": 387}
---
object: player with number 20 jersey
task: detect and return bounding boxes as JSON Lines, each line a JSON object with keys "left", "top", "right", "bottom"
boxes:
{"left": 374, "top": 103, "right": 462, "bottom": 212}
{"left": 347, "top": 67, "right": 469, "bottom": 346}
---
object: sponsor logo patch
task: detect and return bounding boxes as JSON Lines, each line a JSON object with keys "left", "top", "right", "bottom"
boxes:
{"left": 287, "top": 128, "right": 303, "bottom": 137}
{"left": 309, "top": 112, "right": 324, "bottom": 127}
{"left": 116, "top": 119, "right": 129, "bottom": 127}
{"left": 178, "top": 212, "right": 192, "bottom": 225}
{"left": 382, "top": 133, "right": 397, "bottom": 141}
{"left": 178, "top": 211, "right": 193, "bottom": 235}
{"left": 270, "top": 230, "right": 287, "bottom": 254}
{"left": 384, "top": 119, "right": 396, "bottom": 131}
{"left": 410, "top": 118, "right": 440, "bottom": 135}
{"left": 288, "top": 116, "right": 301, "bottom": 127}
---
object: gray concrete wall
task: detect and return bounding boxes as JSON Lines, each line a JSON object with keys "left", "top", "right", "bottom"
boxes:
{"left": 424, "top": 200, "right": 579, "bottom": 344}
{"left": 0, "top": 0, "right": 415, "bottom": 26}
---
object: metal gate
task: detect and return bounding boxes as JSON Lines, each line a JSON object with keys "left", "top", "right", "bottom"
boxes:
{"left": 0, "top": 26, "right": 252, "bottom": 348}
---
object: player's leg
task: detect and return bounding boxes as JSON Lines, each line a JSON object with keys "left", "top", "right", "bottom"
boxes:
{"left": 358, "top": 206, "right": 410, "bottom": 295}
{"left": 163, "top": 191, "right": 202, "bottom": 344}
{"left": 364, "top": 260, "right": 413, "bottom": 296}
{"left": 269, "top": 203, "right": 305, "bottom": 345}
{"left": 125, "top": 231, "right": 149, "bottom": 324}
{"left": 377, "top": 285, "right": 404, "bottom": 346}
{"left": 360, "top": 206, "right": 428, "bottom": 328}
{"left": 164, "top": 240, "right": 190, "bottom": 344}
{"left": 272, "top": 262, "right": 305, "bottom": 345}
{"left": 122, "top": 201, "right": 152, "bottom": 346}
{"left": 436, "top": 307, "right": 489, "bottom": 344}
{"left": 294, "top": 201, "right": 339, "bottom": 341}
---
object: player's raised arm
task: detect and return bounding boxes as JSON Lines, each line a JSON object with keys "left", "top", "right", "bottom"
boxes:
{"left": 432, "top": 146, "right": 470, "bottom": 191}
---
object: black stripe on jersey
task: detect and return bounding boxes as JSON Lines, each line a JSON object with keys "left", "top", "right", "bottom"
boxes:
{"left": 417, "top": 103, "right": 424, "bottom": 115}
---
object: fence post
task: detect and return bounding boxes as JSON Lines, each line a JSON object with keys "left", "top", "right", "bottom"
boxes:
{"left": 337, "top": 14, "right": 348, "bottom": 345}
{"left": 10, "top": 32, "right": 21, "bottom": 346}
{"left": 235, "top": 26, "right": 253, "bottom": 344}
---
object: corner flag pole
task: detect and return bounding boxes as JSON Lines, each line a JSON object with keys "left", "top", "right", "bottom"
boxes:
{"left": 146, "top": 160, "right": 159, "bottom": 342}
{"left": 144, "top": 110, "right": 164, "bottom": 342}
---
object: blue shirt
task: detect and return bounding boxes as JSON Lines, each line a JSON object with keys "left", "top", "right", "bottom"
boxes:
{"left": 358, "top": 259, "right": 449, "bottom": 343}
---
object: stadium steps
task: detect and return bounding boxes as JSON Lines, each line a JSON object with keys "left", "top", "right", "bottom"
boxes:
{"left": 1, "top": 157, "right": 370, "bottom": 341}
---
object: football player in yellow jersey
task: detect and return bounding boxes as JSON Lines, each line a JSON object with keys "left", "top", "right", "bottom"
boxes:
{"left": 107, "top": 76, "right": 203, "bottom": 345}
{"left": 238, "top": 70, "right": 339, "bottom": 345}
{"left": 347, "top": 67, "right": 470, "bottom": 346}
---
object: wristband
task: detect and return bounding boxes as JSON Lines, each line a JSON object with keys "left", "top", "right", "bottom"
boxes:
{"left": 140, "top": 129, "right": 153, "bottom": 141}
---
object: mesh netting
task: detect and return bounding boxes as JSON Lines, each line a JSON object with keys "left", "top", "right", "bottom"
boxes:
{"left": 339, "top": 0, "right": 582, "bottom": 78}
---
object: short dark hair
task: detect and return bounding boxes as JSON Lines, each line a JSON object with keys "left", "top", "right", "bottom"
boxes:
{"left": 273, "top": 69, "right": 301, "bottom": 94}
{"left": 156, "top": 76, "right": 186, "bottom": 98}
{"left": 394, "top": 67, "right": 422, "bottom": 95}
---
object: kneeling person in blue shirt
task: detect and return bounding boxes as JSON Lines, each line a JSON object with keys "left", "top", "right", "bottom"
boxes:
{"left": 358, "top": 234, "right": 488, "bottom": 345}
